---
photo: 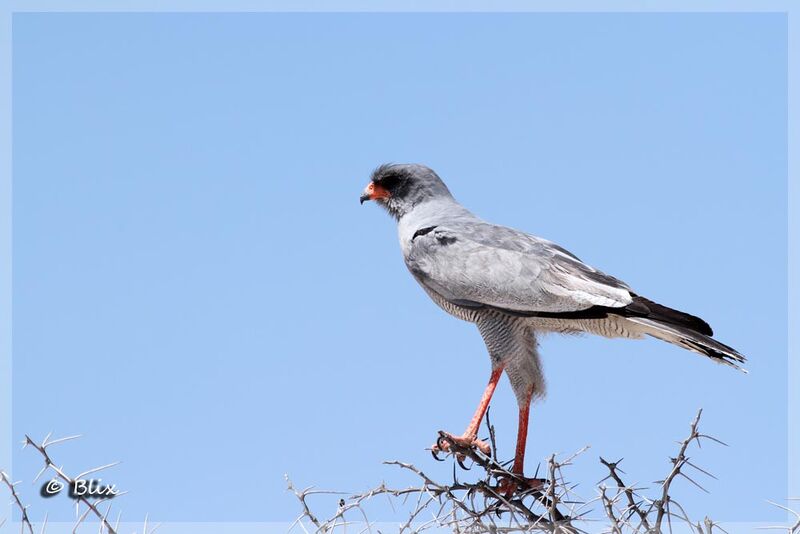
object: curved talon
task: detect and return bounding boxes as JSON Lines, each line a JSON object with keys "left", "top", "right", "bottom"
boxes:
{"left": 431, "top": 432, "right": 491, "bottom": 464}
{"left": 456, "top": 455, "right": 471, "bottom": 470}
{"left": 431, "top": 449, "right": 444, "bottom": 462}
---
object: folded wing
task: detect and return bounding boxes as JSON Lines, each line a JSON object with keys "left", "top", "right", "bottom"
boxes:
{"left": 405, "top": 222, "right": 633, "bottom": 314}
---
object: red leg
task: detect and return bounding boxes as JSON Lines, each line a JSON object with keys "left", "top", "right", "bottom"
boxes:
{"left": 512, "top": 386, "right": 534, "bottom": 474}
{"left": 464, "top": 366, "right": 504, "bottom": 440}
{"left": 498, "top": 385, "right": 544, "bottom": 495}
{"left": 434, "top": 366, "right": 504, "bottom": 456}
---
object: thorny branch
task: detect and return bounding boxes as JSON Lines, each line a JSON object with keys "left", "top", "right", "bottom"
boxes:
{"left": 0, "top": 433, "right": 159, "bottom": 534}
{"left": 598, "top": 457, "right": 650, "bottom": 531}
{"left": 652, "top": 409, "right": 708, "bottom": 532}
{"left": 596, "top": 409, "right": 730, "bottom": 533}
{"left": 1, "top": 415, "right": 795, "bottom": 533}
{"left": 1, "top": 469, "right": 34, "bottom": 534}
{"left": 23, "top": 433, "right": 120, "bottom": 534}
{"left": 762, "top": 498, "right": 800, "bottom": 534}
{"left": 286, "top": 409, "right": 586, "bottom": 533}
{"left": 286, "top": 409, "right": 791, "bottom": 533}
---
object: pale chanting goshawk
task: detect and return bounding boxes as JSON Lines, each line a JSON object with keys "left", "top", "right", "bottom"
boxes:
{"left": 360, "top": 163, "right": 745, "bottom": 492}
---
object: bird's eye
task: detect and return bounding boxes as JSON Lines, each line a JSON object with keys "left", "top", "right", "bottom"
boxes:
{"left": 379, "top": 174, "right": 401, "bottom": 190}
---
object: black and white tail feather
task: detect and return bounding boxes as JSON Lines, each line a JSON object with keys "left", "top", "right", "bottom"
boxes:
{"left": 628, "top": 316, "right": 747, "bottom": 371}
{"left": 622, "top": 296, "right": 747, "bottom": 371}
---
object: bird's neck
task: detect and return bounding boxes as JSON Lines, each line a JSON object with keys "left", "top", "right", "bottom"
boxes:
{"left": 396, "top": 197, "right": 475, "bottom": 243}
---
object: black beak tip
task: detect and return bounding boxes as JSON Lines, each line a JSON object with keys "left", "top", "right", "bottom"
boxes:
{"left": 359, "top": 194, "right": 370, "bottom": 205}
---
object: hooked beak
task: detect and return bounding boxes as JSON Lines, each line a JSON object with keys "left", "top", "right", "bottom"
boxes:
{"left": 359, "top": 182, "right": 390, "bottom": 204}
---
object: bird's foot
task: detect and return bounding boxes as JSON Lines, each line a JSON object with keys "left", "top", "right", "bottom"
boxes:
{"left": 496, "top": 475, "right": 546, "bottom": 497}
{"left": 430, "top": 431, "right": 491, "bottom": 463}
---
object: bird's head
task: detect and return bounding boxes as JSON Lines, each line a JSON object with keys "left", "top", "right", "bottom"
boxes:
{"left": 360, "top": 163, "right": 453, "bottom": 219}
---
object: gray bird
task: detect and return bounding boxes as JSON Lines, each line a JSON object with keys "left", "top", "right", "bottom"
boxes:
{"left": 360, "top": 163, "right": 745, "bottom": 490}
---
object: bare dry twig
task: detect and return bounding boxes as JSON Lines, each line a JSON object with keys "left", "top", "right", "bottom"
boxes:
{"left": 760, "top": 498, "right": 800, "bottom": 533}
{"left": 1, "top": 469, "right": 35, "bottom": 534}
{"left": 0, "top": 433, "right": 164, "bottom": 533}
{"left": 1, "top": 415, "right": 793, "bottom": 533}
{"left": 285, "top": 411, "right": 586, "bottom": 533}
{"left": 287, "top": 409, "right": 764, "bottom": 533}
{"left": 652, "top": 409, "right": 708, "bottom": 531}
{"left": 22, "top": 434, "right": 120, "bottom": 534}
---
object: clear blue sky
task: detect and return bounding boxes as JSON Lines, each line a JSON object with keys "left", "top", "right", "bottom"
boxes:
{"left": 11, "top": 12, "right": 787, "bottom": 523}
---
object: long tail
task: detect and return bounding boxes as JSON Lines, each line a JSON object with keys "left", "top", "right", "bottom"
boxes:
{"left": 626, "top": 315, "right": 747, "bottom": 371}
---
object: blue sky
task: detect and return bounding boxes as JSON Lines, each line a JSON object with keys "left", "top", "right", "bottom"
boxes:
{"left": 11, "top": 12, "right": 787, "bottom": 523}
